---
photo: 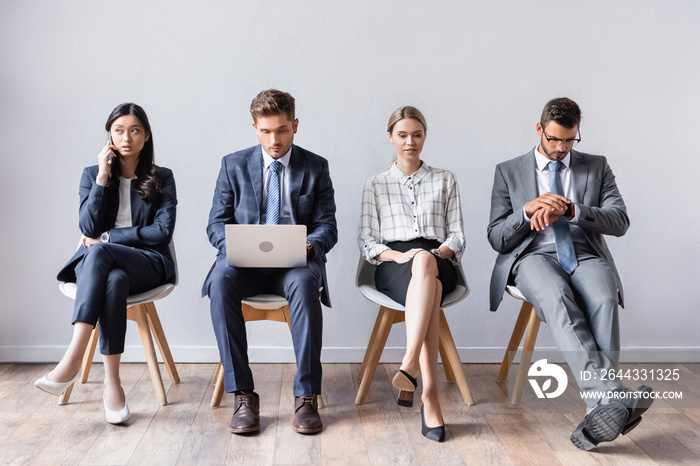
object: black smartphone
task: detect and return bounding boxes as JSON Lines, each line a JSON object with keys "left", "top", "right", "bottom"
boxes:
{"left": 107, "top": 133, "right": 116, "bottom": 165}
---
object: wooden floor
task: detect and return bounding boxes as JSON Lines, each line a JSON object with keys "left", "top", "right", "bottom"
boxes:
{"left": 2, "top": 362, "right": 700, "bottom": 465}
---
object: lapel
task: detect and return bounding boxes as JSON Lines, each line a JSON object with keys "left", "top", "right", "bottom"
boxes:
{"left": 517, "top": 149, "right": 538, "bottom": 203}
{"left": 287, "top": 145, "right": 307, "bottom": 223}
{"left": 247, "top": 145, "right": 264, "bottom": 219}
{"left": 129, "top": 179, "right": 144, "bottom": 225}
{"left": 569, "top": 149, "right": 589, "bottom": 203}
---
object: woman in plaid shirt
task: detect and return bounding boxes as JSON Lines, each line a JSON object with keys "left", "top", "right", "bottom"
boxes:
{"left": 358, "top": 106, "right": 465, "bottom": 442}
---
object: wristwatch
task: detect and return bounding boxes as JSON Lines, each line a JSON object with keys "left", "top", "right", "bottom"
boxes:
{"left": 100, "top": 231, "right": 110, "bottom": 243}
{"left": 430, "top": 248, "right": 443, "bottom": 258}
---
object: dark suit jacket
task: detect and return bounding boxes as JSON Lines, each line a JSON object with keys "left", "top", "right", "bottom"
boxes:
{"left": 202, "top": 144, "right": 338, "bottom": 307}
{"left": 57, "top": 165, "right": 178, "bottom": 283}
{"left": 487, "top": 149, "right": 629, "bottom": 311}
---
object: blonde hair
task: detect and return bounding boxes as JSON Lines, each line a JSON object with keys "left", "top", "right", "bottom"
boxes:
{"left": 387, "top": 106, "right": 427, "bottom": 168}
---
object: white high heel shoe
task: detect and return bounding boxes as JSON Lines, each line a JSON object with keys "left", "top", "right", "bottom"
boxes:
{"left": 103, "top": 389, "right": 130, "bottom": 424}
{"left": 35, "top": 371, "right": 81, "bottom": 396}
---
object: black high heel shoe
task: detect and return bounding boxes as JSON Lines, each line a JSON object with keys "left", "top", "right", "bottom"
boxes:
{"left": 421, "top": 405, "right": 445, "bottom": 442}
{"left": 392, "top": 370, "right": 417, "bottom": 407}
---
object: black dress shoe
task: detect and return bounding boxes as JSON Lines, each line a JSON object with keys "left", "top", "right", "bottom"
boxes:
{"left": 570, "top": 401, "right": 629, "bottom": 451}
{"left": 292, "top": 396, "right": 323, "bottom": 434}
{"left": 614, "top": 386, "right": 654, "bottom": 435}
{"left": 229, "top": 392, "right": 260, "bottom": 434}
{"left": 421, "top": 405, "right": 445, "bottom": 442}
{"left": 392, "top": 370, "right": 418, "bottom": 407}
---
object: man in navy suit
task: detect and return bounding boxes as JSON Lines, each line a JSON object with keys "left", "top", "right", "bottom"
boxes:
{"left": 203, "top": 89, "right": 337, "bottom": 435}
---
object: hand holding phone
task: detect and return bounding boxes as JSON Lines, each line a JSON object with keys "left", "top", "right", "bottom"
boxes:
{"left": 96, "top": 135, "right": 117, "bottom": 186}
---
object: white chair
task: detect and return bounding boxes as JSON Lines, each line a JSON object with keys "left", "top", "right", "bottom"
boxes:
{"left": 57, "top": 241, "right": 180, "bottom": 406}
{"left": 354, "top": 257, "right": 474, "bottom": 406}
{"left": 496, "top": 285, "right": 542, "bottom": 404}
{"left": 211, "top": 294, "right": 324, "bottom": 408}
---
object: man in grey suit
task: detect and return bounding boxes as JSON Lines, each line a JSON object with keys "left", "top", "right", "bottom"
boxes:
{"left": 487, "top": 97, "right": 652, "bottom": 450}
{"left": 203, "top": 89, "right": 337, "bottom": 435}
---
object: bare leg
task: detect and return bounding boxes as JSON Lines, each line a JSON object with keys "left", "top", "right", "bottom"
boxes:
{"left": 420, "top": 281, "right": 443, "bottom": 428}
{"left": 400, "top": 250, "right": 439, "bottom": 377}
{"left": 46, "top": 322, "right": 93, "bottom": 382}
{"left": 103, "top": 354, "right": 126, "bottom": 411}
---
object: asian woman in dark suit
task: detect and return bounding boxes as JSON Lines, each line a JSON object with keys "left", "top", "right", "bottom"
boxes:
{"left": 35, "top": 103, "right": 177, "bottom": 424}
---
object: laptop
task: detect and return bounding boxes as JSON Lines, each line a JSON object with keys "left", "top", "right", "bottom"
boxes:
{"left": 225, "top": 224, "right": 307, "bottom": 268}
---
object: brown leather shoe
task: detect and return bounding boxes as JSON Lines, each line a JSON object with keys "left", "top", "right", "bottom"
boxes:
{"left": 292, "top": 396, "right": 323, "bottom": 434}
{"left": 229, "top": 392, "right": 260, "bottom": 434}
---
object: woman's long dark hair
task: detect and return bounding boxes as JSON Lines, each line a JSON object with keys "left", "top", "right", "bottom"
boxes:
{"left": 105, "top": 103, "right": 161, "bottom": 201}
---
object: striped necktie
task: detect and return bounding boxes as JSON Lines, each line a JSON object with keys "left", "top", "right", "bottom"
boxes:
{"left": 548, "top": 161, "right": 578, "bottom": 274}
{"left": 266, "top": 160, "right": 281, "bottom": 225}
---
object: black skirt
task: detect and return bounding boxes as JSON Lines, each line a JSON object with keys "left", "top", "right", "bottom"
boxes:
{"left": 375, "top": 238, "right": 458, "bottom": 307}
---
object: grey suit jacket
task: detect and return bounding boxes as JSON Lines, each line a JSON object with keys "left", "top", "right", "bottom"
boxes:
{"left": 487, "top": 149, "right": 629, "bottom": 311}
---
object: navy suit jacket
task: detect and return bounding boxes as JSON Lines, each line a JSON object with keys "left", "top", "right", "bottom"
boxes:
{"left": 487, "top": 149, "right": 629, "bottom": 311}
{"left": 57, "top": 165, "right": 177, "bottom": 283}
{"left": 202, "top": 144, "right": 338, "bottom": 307}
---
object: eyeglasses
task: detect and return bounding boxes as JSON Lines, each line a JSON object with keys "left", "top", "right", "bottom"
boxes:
{"left": 541, "top": 127, "right": 581, "bottom": 147}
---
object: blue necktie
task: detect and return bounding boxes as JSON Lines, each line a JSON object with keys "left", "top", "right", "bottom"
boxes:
{"left": 266, "top": 161, "right": 281, "bottom": 225}
{"left": 548, "top": 161, "right": 578, "bottom": 274}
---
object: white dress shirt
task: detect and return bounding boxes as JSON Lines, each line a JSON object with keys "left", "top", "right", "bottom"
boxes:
{"left": 358, "top": 162, "right": 466, "bottom": 265}
{"left": 261, "top": 147, "right": 292, "bottom": 224}
{"left": 524, "top": 147, "right": 587, "bottom": 246}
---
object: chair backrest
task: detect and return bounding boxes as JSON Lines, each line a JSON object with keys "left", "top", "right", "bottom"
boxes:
{"left": 355, "top": 256, "right": 377, "bottom": 288}
{"left": 168, "top": 239, "right": 179, "bottom": 286}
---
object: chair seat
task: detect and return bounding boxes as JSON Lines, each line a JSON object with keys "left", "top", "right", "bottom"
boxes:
{"left": 358, "top": 284, "right": 468, "bottom": 310}
{"left": 241, "top": 294, "right": 289, "bottom": 310}
{"left": 59, "top": 282, "right": 176, "bottom": 306}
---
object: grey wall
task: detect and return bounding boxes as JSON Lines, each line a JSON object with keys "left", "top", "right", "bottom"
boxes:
{"left": 1, "top": 1, "right": 698, "bottom": 363}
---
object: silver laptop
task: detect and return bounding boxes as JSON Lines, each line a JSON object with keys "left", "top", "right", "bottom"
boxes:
{"left": 225, "top": 224, "right": 307, "bottom": 268}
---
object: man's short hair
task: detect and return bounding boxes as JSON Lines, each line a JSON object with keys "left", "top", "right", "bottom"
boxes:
{"left": 540, "top": 97, "right": 581, "bottom": 129}
{"left": 250, "top": 89, "right": 295, "bottom": 122}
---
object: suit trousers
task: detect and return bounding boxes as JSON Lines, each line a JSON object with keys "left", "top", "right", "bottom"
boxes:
{"left": 206, "top": 255, "right": 324, "bottom": 396}
{"left": 73, "top": 243, "right": 167, "bottom": 355}
{"left": 512, "top": 242, "right": 624, "bottom": 408}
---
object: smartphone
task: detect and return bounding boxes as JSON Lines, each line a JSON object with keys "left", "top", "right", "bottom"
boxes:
{"left": 107, "top": 133, "right": 116, "bottom": 165}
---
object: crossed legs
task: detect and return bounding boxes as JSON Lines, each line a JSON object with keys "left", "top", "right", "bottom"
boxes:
{"left": 400, "top": 250, "right": 443, "bottom": 428}
{"left": 47, "top": 243, "right": 165, "bottom": 410}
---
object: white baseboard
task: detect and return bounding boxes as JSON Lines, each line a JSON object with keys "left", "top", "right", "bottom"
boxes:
{"left": 2, "top": 346, "right": 699, "bottom": 364}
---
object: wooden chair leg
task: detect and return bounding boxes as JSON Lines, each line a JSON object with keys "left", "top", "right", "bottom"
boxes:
{"left": 144, "top": 302, "right": 180, "bottom": 383}
{"left": 211, "top": 362, "right": 225, "bottom": 408}
{"left": 357, "top": 311, "right": 384, "bottom": 383}
{"left": 439, "top": 339, "right": 456, "bottom": 382}
{"left": 511, "top": 305, "right": 541, "bottom": 405}
{"left": 58, "top": 381, "right": 74, "bottom": 405}
{"left": 282, "top": 306, "right": 292, "bottom": 331}
{"left": 438, "top": 310, "right": 474, "bottom": 406}
{"left": 213, "top": 361, "right": 221, "bottom": 385}
{"left": 59, "top": 326, "right": 99, "bottom": 405}
{"left": 131, "top": 304, "right": 168, "bottom": 406}
{"left": 355, "top": 307, "right": 397, "bottom": 405}
{"left": 497, "top": 301, "right": 532, "bottom": 382}
{"left": 81, "top": 326, "right": 99, "bottom": 383}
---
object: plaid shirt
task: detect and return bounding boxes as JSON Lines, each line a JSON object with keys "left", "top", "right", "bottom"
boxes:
{"left": 358, "top": 163, "right": 465, "bottom": 265}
